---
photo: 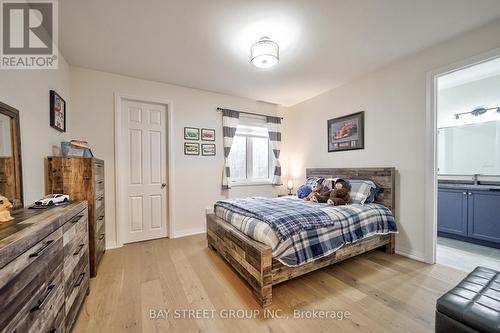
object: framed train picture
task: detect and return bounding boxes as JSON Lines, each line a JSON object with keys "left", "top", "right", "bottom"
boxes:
{"left": 327, "top": 111, "right": 364, "bottom": 152}
{"left": 50, "top": 90, "right": 66, "bottom": 132}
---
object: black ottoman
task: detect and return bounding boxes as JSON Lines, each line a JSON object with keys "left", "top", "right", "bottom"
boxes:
{"left": 436, "top": 266, "right": 500, "bottom": 333}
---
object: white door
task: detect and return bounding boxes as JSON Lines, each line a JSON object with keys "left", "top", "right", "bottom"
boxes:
{"left": 121, "top": 100, "right": 168, "bottom": 243}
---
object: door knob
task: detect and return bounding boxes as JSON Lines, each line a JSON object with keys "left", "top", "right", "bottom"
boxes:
{"left": 161, "top": 183, "right": 167, "bottom": 189}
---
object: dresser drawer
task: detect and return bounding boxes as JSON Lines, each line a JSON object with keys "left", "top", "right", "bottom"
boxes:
{"left": 96, "top": 223, "right": 105, "bottom": 267}
{"left": 96, "top": 212, "right": 105, "bottom": 236}
{"left": 65, "top": 249, "right": 89, "bottom": 311}
{"left": 63, "top": 210, "right": 88, "bottom": 255}
{"left": 65, "top": 263, "right": 89, "bottom": 332}
{"left": 46, "top": 303, "right": 65, "bottom": 333}
{"left": 0, "top": 228, "right": 63, "bottom": 327}
{"left": 95, "top": 178, "right": 105, "bottom": 198}
{"left": 95, "top": 194, "right": 104, "bottom": 216}
{"left": 1, "top": 268, "right": 64, "bottom": 333}
{"left": 94, "top": 161, "right": 104, "bottom": 182}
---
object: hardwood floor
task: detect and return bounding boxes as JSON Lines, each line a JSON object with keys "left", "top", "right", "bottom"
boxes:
{"left": 73, "top": 234, "right": 466, "bottom": 333}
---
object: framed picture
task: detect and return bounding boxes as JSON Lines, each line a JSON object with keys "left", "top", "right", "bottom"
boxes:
{"left": 50, "top": 90, "right": 66, "bottom": 132}
{"left": 184, "top": 127, "right": 200, "bottom": 140}
{"left": 184, "top": 142, "right": 200, "bottom": 155}
{"left": 327, "top": 111, "right": 364, "bottom": 152}
{"left": 201, "top": 128, "right": 215, "bottom": 141}
{"left": 201, "top": 144, "right": 216, "bottom": 156}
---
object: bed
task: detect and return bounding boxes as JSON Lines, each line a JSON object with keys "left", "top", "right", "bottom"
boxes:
{"left": 206, "top": 167, "right": 397, "bottom": 307}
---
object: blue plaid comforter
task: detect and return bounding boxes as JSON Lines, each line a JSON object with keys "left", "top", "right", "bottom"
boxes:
{"left": 215, "top": 196, "right": 397, "bottom": 267}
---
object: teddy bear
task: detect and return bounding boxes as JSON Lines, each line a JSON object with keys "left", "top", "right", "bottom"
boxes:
{"left": 304, "top": 183, "right": 322, "bottom": 202}
{"left": 327, "top": 180, "right": 351, "bottom": 206}
{"left": 0, "top": 195, "right": 14, "bottom": 223}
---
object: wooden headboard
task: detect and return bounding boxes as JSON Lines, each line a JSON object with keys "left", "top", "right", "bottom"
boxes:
{"left": 306, "top": 167, "right": 396, "bottom": 213}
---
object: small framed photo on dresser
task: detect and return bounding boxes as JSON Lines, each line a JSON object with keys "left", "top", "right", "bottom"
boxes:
{"left": 201, "top": 144, "right": 216, "bottom": 156}
{"left": 327, "top": 111, "right": 364, "bottom": 152}
{"left": 201, "top": 128, "right": 215, "bottom": 141}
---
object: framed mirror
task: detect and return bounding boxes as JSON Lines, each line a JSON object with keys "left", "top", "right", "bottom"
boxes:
{"left": 0, "top": 102, "right": 23, "bottom": 208}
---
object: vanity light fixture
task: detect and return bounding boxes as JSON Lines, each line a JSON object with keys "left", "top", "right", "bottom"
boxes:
{"left": 453, "top": 106, "right": 500, "bottom": 120}
{"left": 251, "top": 36, "right": 279, "bottom": 69}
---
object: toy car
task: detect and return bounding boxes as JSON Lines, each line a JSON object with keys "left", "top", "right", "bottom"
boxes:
{"left": 34, "top": 194, "right": 70, "bottom": 206}
{"left": 334, "top": 121, "right": 358, "bottom": 139}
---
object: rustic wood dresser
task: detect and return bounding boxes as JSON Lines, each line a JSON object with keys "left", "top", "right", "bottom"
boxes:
{"left": 0, "top": 201, "right": 89, "bottom": 332}
{"left": 46, "top": 157, "right": 105, "bottom": 277}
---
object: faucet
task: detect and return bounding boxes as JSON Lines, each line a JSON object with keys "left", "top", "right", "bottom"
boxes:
{"left": 473, "top": 174, "right": 480, "bottom": 186}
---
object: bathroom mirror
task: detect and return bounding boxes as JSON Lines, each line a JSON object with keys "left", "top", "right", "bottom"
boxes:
{"left": 438, "top": 120, "right": 500, "bottom": 175}
{"left": 0, "top": 102, "right": 23, "bottom": 208}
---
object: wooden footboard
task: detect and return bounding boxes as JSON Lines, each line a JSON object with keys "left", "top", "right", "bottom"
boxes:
{"left": 207, "top": 213, "right": 273, "bottom": 307}
{"left": 207, "top": 213, "right": 394, "bottom": 307}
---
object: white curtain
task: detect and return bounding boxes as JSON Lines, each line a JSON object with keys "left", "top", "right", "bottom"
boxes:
{"left": 222, "top": 109, "right": 240, "bottom": 189}
{"left": 266, "top": 116, "right": 282, "bottom": 185}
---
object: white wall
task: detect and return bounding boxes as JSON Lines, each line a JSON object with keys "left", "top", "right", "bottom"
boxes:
{"left": 69, "top": 67, "right": 285, "bottom": 247}
{"left": 437, "top": 74, "right": 500, "bottom": 128}
{"left": 0, "top": 58, "right": 71, "bottom": 205}
{"left": 284, "top": 18, "right": 500, "bottom": 260}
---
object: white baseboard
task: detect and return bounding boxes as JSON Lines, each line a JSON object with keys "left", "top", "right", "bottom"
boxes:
{"left": 173, "top": 227, "right": 206, "bottom": 239}
{"left": 105, "top": 241, "right": 119, "bottom": 250}
{"left": 395, "top": 247, "right": 426, "bottom": 262}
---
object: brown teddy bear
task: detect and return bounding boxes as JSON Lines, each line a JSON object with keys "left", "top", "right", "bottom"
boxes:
{"left": 310, "top": 179, "right": 351, "bottom": 205}
{"left": 327, "top": 180, "right": 351, "bottom": 206}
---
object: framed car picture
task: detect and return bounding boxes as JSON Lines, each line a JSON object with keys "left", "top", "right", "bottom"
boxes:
{"left": 50, "top": 90, "right": 66, "bottom": 132}
{"left": 327, "top": 111, "right": 364, "bottom": 152}
{"left": 184, "top": 127, "right": 200, "bottom": 140}
{"left": 184, "top": 142, "right": 200, "bottom": 155}
{"left": 201, "top": 144, "right": 216, "bottom": 156}
{"left": 201, "top": 128, "right": 215, "bottom": 141}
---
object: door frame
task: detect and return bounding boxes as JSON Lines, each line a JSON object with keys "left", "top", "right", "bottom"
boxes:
{"left": 424, "top": 47, "right": 500, "bottom": 264}
{"left": 114, "top": 93, "right": 174, "bottom": 248}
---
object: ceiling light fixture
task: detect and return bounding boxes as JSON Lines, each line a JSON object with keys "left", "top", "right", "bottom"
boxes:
{"left": 251, "top": 36, "right": 279, "bottom": 69}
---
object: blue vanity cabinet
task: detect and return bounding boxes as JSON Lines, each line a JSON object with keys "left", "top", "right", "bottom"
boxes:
{"left": 467, "top": 190, "right": 500, "bottom": 244}
{"left": 437, "top": 189, "right": 468, "bottom": 236}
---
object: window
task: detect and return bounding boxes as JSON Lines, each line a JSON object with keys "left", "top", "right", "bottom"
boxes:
{"left": 228, "top": 117, "right": 272, "bottom": 185}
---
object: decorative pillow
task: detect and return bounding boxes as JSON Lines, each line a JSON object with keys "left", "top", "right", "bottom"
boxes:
{"left": 322, "top": 178, "right": 336, "bottom": 190}
{"left": 303, "top": 177, "right": 330, "bottom": 194}
{"left": 305, "top": 177, "right": 324, "bottom": 186}
{"left": 322, "top": 177, "right": 349, "bottom": 191}
{"left": 365, "top": 183, "right": 381, "bottom": 204}
{"left": 297, "top": 185, "right": 312, "bottom": 199}
{"left": 346, "top": 179, "right": 378, "bottom": 204}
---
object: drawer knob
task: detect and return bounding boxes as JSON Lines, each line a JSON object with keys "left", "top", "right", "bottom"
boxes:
{"left": 74, "top": 272, "right": 86, "bottom": 288}
{"left": 30, "top": 284, "right": 55, "bottom": 312}
{"left": 73, "top": 243, "right": 85, "bottom": 256}
{"left": 98, "top": 216, "right": 104, "bottom": 221}
{"left": 29, "top": 240, "right": 54, "bottom": 258}
{"left": 71, "top": 214, "right": 84, "bottom": 223}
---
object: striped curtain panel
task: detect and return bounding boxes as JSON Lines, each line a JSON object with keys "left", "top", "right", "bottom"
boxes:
{"left": 266, "top": 116, "right": 282, "bottom": 185}
{"left": 222, "top": 109, "right": 240, "bottom": 189}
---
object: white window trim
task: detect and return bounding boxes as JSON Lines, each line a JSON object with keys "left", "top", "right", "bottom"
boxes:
{"left": 229, "top": 125, "right": 274, "bottom": 187}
